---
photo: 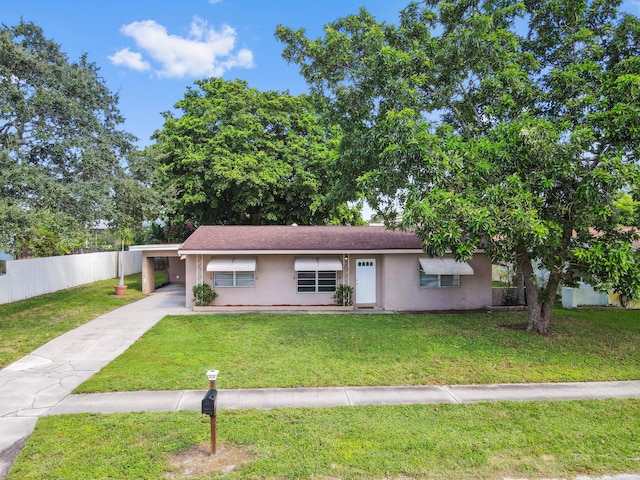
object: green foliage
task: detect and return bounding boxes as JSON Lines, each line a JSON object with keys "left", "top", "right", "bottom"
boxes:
{"left": 614, "top": 193, "right": 639, "bottom": 226}
{"left": 333, "top": 283, "right": 353, "bottom": 306}
{"left": 30, "top": 227, "right": 70, "bottom": 257}
{"left": 0, "top": 21, "right": 155, "bottom": 257}
{"left": 153, "top": 78, "right": 362, "bottom": 226}
{"left": 115, "top": 228, "right": 134, "bottom": 249}
{"left": 192, "top": 283, "right": 218, "bottom": 306}
{"left": 571, "top": 231, "right": 640, "bottom": 300}
{"left": 277, "top": 1, "right": 640, "bottom": 333}
{"left": 162, "top": 220, "right": 197, "bottom": 243}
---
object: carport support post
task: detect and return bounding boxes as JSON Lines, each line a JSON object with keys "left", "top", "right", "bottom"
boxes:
{"left": 206, "top": 370, "right": 219, "bottom": 454}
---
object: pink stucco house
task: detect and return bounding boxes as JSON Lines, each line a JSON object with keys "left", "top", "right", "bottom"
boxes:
{"left": 135, "top": 225, "right": 491, "bottom": 311}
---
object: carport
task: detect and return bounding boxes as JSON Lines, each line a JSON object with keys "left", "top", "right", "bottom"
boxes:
{"left": 129, "top": 244, "right": 184, "bottom": 294}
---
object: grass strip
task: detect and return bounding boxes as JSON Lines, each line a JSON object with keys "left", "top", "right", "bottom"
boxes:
{"left": 77, "top": 309, "right": 640, "bottom": 392}
{"left": 0, "top": 274, "right": 145, "bottom": 368}
{"left": 10, "top": 399, "right": 640, "bottom": 479}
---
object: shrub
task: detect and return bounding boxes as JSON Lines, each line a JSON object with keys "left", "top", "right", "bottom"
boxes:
{"left": 192, "top": 284, "right": 218, "bottom": 306}
{"left": 333, "top": 283, "right": 353, "bottom": 306}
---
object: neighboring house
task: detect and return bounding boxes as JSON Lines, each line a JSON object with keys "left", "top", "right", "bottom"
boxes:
{"left": 561, "top": 227, "right": 640, "bottom": 309}
{"left": 149, "top": 225, "right": 492, "bottom": 311}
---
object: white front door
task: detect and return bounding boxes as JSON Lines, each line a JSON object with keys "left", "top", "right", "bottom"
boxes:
{"left": 356, "top": 258, "right": 376, "bottom": 304}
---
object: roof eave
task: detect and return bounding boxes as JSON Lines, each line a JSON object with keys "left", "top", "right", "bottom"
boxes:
{"left": 177, "top": 249, "right": 486, "bottom": 256}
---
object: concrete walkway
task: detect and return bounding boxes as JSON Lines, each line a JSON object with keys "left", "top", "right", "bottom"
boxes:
{"left": 1, "top": 284, "right": 639, "bottom": 479}
{"left": 48, "top": 380, "right": 640, "bottom": 414}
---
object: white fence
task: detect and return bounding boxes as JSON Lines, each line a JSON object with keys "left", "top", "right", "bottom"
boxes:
{"left": 0, "top": 251, "right": 142, "bottom": 305}
{"left": 562, "top": 284, "right": 609, "bottom": 309}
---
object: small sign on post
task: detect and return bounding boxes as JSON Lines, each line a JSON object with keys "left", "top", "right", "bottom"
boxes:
{"left": 202, "top": 369, "right": 219, "bottom": 454}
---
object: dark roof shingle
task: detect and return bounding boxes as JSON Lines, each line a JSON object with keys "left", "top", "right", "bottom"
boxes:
{"left": 180, "top": 225, "right": 423, "bottom": 252}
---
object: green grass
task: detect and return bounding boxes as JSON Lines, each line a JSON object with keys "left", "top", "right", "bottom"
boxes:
{"left": 0, "top": 274, "right": 146, "bottom": 368}
{"left": 5, "top": 291, "right": 640, "bottom": 479}
{"left": 154, "top": 269, "right": 168, "bottom": 287}
{"left": 76, "top": 308, "right": 640, "bottom": 392}
{"left": 10, "top": 399, "right": 640, "bottom": 479}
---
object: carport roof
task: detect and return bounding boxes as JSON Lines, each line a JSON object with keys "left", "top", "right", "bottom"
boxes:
{"left": 178, "top": 225, "right": 425, "bottom": 254}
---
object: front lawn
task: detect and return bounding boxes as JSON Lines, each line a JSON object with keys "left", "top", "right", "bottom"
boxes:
{"left": 76, "top": 309, "right": 640, "bottom": 392}
{"left": 10, "top": 399, "right": 640, "bottom": 479}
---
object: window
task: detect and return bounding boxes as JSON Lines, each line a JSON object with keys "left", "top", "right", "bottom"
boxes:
{"left": 297, "top": 270, "right": 337, "bottom": 293}
{"left": 419, "top": 267, "right": 460, "bottom": 288}
{"left": 214, "top": 271, "right": 255, "bottom": 287}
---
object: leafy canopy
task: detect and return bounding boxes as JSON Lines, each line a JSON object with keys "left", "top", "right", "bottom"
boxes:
{"left": 153, "top": 77, "right": 363, "bottom": 226}
{"left": 277, "top": 0, "right": 640, "bottom": 333}
{"left": 0, "top": 21, "right": 154, "bottom": 256}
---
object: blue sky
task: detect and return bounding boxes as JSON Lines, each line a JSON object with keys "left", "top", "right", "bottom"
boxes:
{"left": 3, "top": 0, "right": 409, "bottom": 147}
{"left": 4, "top": 1, "right": 640, "bottom": 148}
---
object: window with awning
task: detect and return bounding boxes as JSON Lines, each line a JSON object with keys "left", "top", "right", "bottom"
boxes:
{"left": 206, "top": 257, "right": 256, "bottom": 287}
{"left": 418, "top": 258, "right": 474, "bottom": 275}
{"left": 206, "top": 257, "right": 256, "bottom": 272}
{"left": 418, "top": 258, "right": 473, "bottom": 288}
{"left": 294, "top": 257, "right": 343, "bottom": 271}
{"left": 295, "top": 257, "right": 341, "bottom": 293}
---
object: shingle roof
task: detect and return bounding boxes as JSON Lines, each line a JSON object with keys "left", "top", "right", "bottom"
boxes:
{"left": 179, "top": 225, "right": 424, "bottom": 252}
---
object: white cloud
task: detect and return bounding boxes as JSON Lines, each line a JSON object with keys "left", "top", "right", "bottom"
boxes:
{"left": 108, "top": 47, "right": 151, "bottom": 71}
{"left": 112, "top": 16, "right": 254, "bottom": 79}
{"left": 208, "top": 0, "right": 223, "bottom": 4}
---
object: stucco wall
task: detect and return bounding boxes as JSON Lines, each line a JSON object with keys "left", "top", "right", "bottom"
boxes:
{"left": 381, "top": 253, "right": 492, "bottom": 311}
{"left": 185, "top": 252, "right": 492, "bottom": 310}
{"left": 186, "top": 254, "right": 344, "bottom": 307}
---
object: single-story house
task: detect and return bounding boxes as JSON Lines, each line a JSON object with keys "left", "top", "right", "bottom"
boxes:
{"left": 165, "top": 225, "right": 492, "bottom": 311}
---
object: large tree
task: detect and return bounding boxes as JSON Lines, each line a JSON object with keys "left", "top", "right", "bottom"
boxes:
{"left": 277, "top": 0, "right": 640, "bottom": 333}
{"left": 0, "top": 21, "right": 151, "bottom": 256}
{"left": 153, "top": 77, "right": 363, "bottom": 226}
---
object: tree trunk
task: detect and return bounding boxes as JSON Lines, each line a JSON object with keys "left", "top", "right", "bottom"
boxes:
{"left": 518, "top": 254, "right": 560, "bottom": 335}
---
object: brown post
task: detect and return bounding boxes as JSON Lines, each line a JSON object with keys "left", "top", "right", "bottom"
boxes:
{"left": 210, "top": 376, "right": 216, "bottom": 455}
{"left": 206, "top": 370, "right": 219, "bottom": 455}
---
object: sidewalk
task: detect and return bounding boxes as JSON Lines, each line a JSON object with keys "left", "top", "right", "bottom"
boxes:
{"left": 48, "top": 380, "right": 640, "bottom": 415}
{"left": 1, "top": 284, "right": 639, "bottom": 479}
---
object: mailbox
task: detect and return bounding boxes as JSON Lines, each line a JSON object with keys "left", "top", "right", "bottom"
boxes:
{"left": 201, "top": 389, "right": 218, "bottom": 416}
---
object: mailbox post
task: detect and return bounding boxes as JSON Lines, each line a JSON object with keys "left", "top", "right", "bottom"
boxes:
{"left": 202, "top": 369, "right": 219, "bottom": 454}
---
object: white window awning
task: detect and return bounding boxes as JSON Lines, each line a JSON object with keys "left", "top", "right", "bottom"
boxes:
{"left": 206, "top": 257, "right": 256, "bottom": 272}
{"left": 294, "top": 256, "right": 343, "bottom": 271}
{"left": 419, "top": 258, "right": 474, "bottom": 275}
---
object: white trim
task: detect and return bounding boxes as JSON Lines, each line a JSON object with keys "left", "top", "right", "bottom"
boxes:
{"left": 179, "top": 249, "right": 486, "bottom": 255}
{"left": 207, "top": 257, "right": 257, "bottom": 272}
{"left": 294, "top": 256, "right": 343, "bottom": 271}
{"left": 419, "top": 258, "right": 474, "bottom": 275}
{"left": 130, "top": 244, "right": 182, "bottom": 251}
{"left": 181, "top": 249, "right": 425, "bottom": 255}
